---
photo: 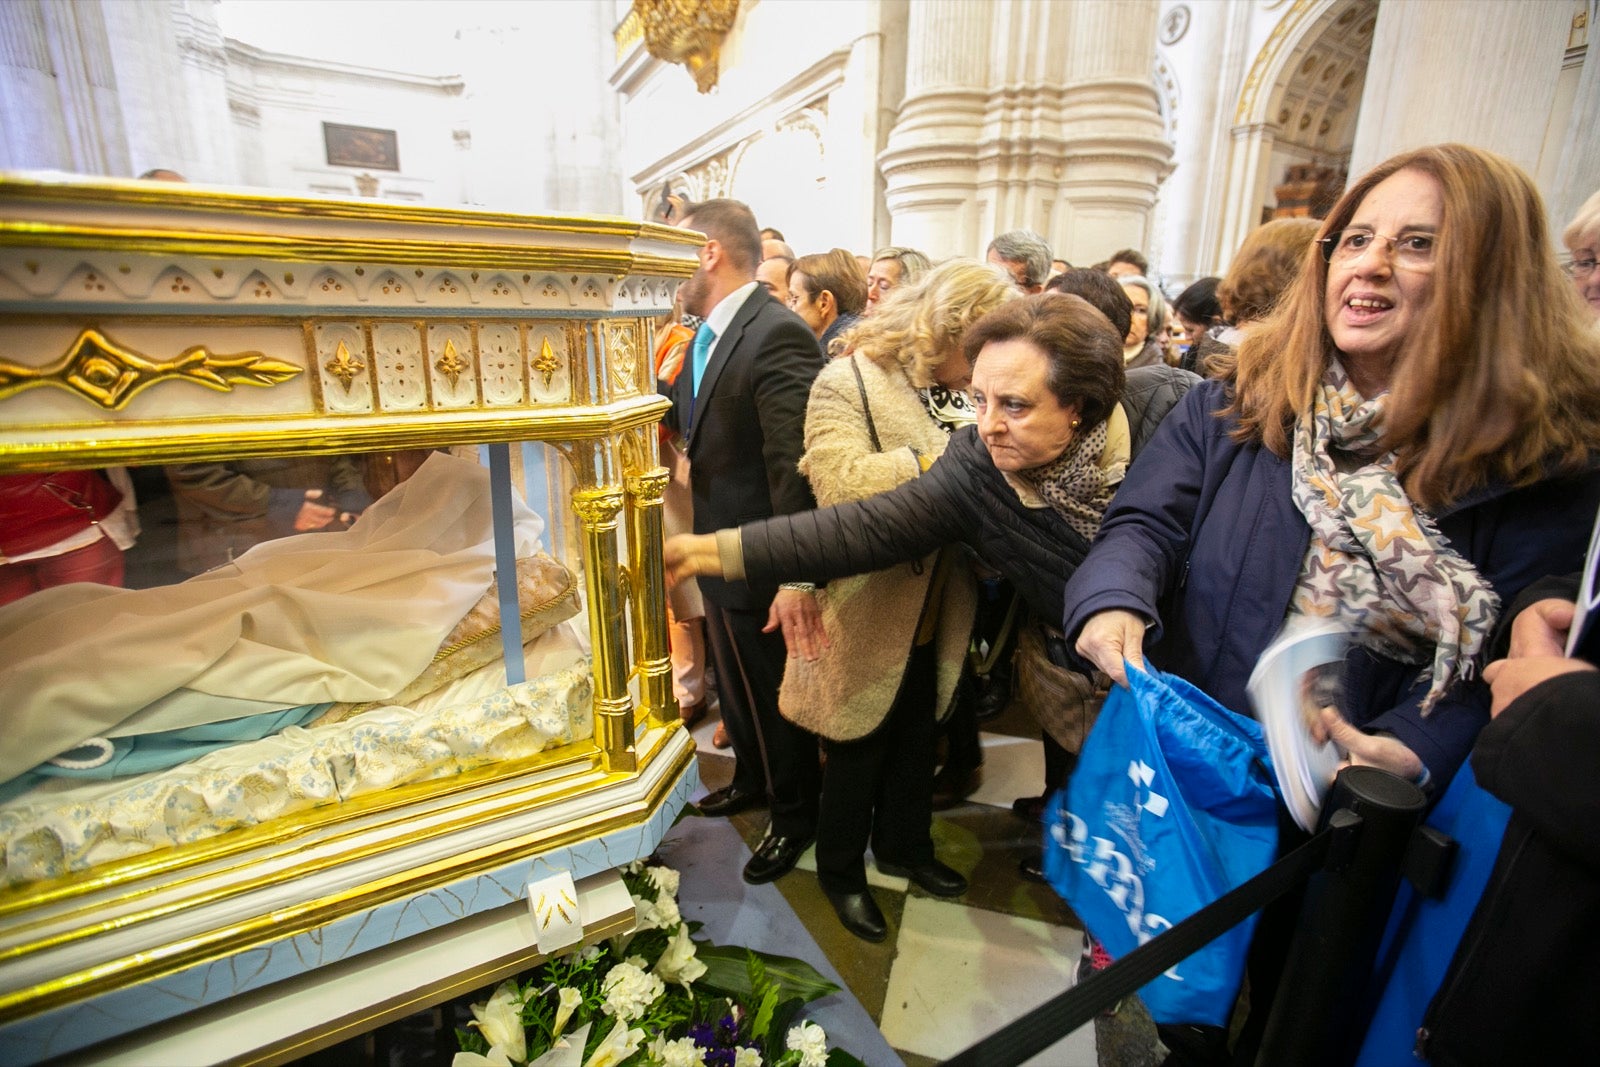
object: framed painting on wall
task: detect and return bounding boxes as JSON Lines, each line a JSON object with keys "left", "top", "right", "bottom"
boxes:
{"left": 324, "top": 122, "right": 400, "bottom": 171}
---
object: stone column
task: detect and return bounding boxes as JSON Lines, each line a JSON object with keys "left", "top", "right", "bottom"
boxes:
{"left": 0, "top": 0, "right": 128, "bottom": 174}
{"left": 1152, "top": 0, "right": 1255, "bottom": 280}
{"left": 1050, "top": 0, "right": 1173, "bottom": 264}
{"left": 880, "top": 0, "right": 1171, "bottom": 262}
{"left": 878, "top": 0, "right": 992, "bottom": 258}
{"left": 1349, "top": 0, "right": 1573, "bottom": 177}
{"left": 1547, "top": 3, "right": 1597, "bottom": 241}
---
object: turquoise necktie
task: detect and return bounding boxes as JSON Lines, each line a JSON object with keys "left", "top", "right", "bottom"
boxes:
{"left": 690, "top": 322, "right": 715, "bottom": 395}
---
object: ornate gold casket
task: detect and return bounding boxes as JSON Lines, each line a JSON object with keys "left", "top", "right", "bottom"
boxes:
{"left": 0, "top": 174, "right": 701, "bottom": 1063}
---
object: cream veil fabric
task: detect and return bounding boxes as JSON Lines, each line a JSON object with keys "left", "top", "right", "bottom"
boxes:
{"left": 0, "top": 453, "right": 543, "bottom": 785}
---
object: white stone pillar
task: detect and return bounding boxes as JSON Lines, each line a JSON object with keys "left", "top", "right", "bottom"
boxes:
{"left": 822, "top": 30, "right": 887, "bottom": 255}
{"left": 879, "top": 0, "right": 992, "bottom": 258}
{"left": 1154, "top": 0, "right": 1255, "bottom": 281}
{"left": 880, "top": 0, "right": 1172, "bottom": 263}
{"left": 459, "top": 3, "right": 624, "bottom": 215}
{"left": 0, "top": 0, "right": 73, "bottom": 169}
{"left": 1349, "top": 0, "right": 1572, "bottom": 177}
{"left": 0, "top": 0, "right": 128, "bottom": 174}
{"left": 1217, "top": 121, "right": 1277, "bottom": 269}
{"left": 1549, "top": 3, "right": 1599, "bottom": 242}
{"left": 1052, "top": 0, "right": 1173, "bottom": 264}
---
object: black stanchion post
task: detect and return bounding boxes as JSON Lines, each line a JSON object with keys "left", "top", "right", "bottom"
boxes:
{"left": 1254, "top": 765, "right": 1427, "bottom": 1067}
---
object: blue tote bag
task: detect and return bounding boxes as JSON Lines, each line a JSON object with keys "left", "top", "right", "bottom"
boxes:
{"left": 1352, "top": 763, "right": 1512, "bottom": 1065}
{"left": 1044, "top": 664, "right": 1279, "bottom": 1025}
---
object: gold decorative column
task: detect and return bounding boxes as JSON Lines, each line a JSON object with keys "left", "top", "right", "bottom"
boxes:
{"left": 626, "top": 463, "right": 675, "bottom": 728}
{"left": 572, "top": 485, "right": 636, "bottom": 773}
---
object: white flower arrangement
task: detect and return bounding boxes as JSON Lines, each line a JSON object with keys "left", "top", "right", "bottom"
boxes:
{"left": 453, "top": 861, "right": 862, "bottom": 1067}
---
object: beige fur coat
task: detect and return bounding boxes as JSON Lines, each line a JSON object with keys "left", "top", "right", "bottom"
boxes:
{"left": 779, "top": 353, "right": 978, "bottom": 741}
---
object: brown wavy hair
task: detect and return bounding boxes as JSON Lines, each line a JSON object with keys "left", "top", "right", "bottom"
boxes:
{"left": 1217, "top": 217, "right": 1321, "bottom": 325}
{"left": 1227, "top": 143, "right": 1600, "bottom": 507}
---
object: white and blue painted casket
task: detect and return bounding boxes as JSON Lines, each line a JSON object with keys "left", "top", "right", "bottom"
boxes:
{"left": 0, "top": 173, "right": 702, "bottom": 1064}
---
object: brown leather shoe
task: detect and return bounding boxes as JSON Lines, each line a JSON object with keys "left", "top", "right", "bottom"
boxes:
{"left": 679, "top": 700, "right": 707, "bottom": 729}
{"left": 712, "top": 722, "right": 732, "bottom": 749}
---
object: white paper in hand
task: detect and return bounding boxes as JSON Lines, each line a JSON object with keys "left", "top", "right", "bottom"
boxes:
{"left": 1565, "top": 503, "right": 1600, "bottom": 659}
{"left": 1246, "top": 618, "right": 1351, "bottom": 833}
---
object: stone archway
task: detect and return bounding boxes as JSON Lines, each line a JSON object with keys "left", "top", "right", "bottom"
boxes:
{"left": 1216, "top": 0, "right": 1377, "bottom": 261}
{"left": 727, "top": 110, "right": 830, "bottom": 252}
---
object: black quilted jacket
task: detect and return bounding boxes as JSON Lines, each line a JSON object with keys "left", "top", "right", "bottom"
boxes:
{"left": 737, "top": 365, "right": 1199, "bottom": 622}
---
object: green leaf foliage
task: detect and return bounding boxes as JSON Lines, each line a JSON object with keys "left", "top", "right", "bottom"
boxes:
{"left": 694, "top": 946, "right": 839, "bottom": 1005}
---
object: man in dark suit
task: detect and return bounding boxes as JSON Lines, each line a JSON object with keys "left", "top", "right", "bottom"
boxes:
{"left": 662, "top": 198, "right": 825, "bottom": 885}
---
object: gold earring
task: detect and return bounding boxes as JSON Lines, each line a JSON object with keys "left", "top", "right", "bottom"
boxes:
{"left": 1071, "top": 418, "right": 1081, "bottom": 428}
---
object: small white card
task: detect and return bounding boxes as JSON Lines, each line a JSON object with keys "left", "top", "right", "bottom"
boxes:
{"left": 527, "top": 872, "right": 583, "bottom": 954}
{"left": 1566, "top": 501, "right": 1600, "bottom": 658}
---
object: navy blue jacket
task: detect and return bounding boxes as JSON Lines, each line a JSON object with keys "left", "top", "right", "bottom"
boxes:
{"left": 1062, "top": 378, "right": 1600, "bottom": 788}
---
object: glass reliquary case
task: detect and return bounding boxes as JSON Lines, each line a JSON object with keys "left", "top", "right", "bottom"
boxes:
{"left": 0, "top": 174, "right": 702, "bottom": 1064}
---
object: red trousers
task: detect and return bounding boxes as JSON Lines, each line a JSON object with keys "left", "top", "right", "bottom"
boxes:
{"left": 0, "top": 535, "right": 124, "bottom": 607}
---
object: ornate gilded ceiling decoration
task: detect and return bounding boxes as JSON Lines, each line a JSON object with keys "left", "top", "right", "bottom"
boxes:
{"left": 632, "top": 0, "right": 740, "bottom": 94}
{"left": 0, "top": 328, "right": 301, "bottom": 410}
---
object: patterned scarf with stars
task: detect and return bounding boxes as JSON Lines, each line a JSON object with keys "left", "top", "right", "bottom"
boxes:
{"left": 1287, "top": 359, "right": 1499, "bottom": 712}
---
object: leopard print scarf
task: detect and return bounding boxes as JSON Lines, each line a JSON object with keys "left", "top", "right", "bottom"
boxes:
{"left": 1017, "top": 419, "right": 1121, "bottom": 543}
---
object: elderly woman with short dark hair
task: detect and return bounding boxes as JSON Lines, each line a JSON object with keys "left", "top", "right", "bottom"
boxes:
{"left": 667, "top": 293, "right": 1130, "bottom": 631}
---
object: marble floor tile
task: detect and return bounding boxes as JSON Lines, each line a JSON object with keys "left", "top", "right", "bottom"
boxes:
{"left": 790, "top": 843, "right": 914, "bottom": 892}
{"left": 968, "top": 731, "right": 1047, "bottom": 810}
{"left": 879, "top": 896, "right": 1096, "bottom": 1066}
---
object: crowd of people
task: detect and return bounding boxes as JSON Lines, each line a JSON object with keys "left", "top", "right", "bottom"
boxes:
{"left": 656, "top": 145, "right": 1600, "bottom": 1065}
{"left": 4, "top": 143, "right": 1599, "bottom": 1065}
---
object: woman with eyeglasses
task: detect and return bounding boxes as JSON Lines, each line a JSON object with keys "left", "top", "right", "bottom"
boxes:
{"left": 1564, "top": 188, "right": 1600, "bottom": 318}
{"left": 1063, "top": 143, "right": 1600, "bottom": 1065}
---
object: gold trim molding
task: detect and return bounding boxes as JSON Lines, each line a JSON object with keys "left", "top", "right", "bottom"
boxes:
{"left": 0, "top": 173, "right": 705, "bottom": 248}
{"left": 0, "top": 328, "right": 300, "bottom": 410}
{"left": 0, "top": 395, "right": 671, "bottom": 474}
{"left": 0, "top": 222, "right": 699, "bottom": 278}
{"left": 0, "top": 732, "right": 695, "bottom": 1026}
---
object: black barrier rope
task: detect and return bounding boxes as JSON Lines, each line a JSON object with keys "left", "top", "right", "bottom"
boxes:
{"left": 939, "top": 811, "right": 1356, "bottom": 1067}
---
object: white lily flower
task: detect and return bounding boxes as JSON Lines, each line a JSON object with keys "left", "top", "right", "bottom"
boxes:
{"left": 469, "top": 981, "right": 527, "bottom": 1063}
{"left": 452, "top": 1051, "right": 513, "bottom": 1067}
{"left": 653, "top": 923, "right": 707, "bottom": 990}
{"left": 646, "top": 865, "right": 681, "bottom": 898}
{"left": 553, "top": 986, "right": 583, "bottom": 1038}
{"left": 581, "top": 1019, "right": 645, "bottom": 1067}
{"left": 528, "top": 1021, "right": 591, "bottom": 1067}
